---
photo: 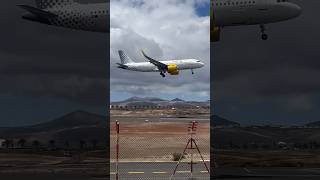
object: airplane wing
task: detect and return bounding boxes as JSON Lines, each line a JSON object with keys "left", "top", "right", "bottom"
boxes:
{"left": 17, "top": 5, "right": 58, "bottom": 18}
{"left": 141, "top": 50, "right": 168, "bottom": 71}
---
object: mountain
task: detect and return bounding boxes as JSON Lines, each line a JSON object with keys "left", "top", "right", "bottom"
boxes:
{"left": 111, "top": 97, "right": 210, "bottom": 108}
{"left": 171, "top": 98, "right": 184, "bottom": 102}
{"left": 212, "top": 115, "right": 240, "bottom": 127}
{"left": 0, "top": 111, "right": 107, "bottom": 147}
{"left": 121, "top": 97, "right": 165, "bottom": 103}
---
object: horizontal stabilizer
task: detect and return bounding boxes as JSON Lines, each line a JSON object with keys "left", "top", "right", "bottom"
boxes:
{"left": 116, "top": 63, "right": 128, "bottom": 69}
{"left": 17, "top": 5, "right": 57, "bottom": 18}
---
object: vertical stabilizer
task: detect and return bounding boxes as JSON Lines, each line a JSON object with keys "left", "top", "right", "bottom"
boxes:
{"left": 35, "top": 0, "right": 75, "bottom": 9}
{"left": 118, "top": 50, "right": 135, "bottom": 64}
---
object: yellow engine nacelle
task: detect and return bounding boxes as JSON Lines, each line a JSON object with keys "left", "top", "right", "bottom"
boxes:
{"left": 211, "top": 0, "right": 220, "bottom": 42}
{"left": 211, "top": 26, "right": 220, "bottom": 42}
{"left": 167, "top": 64, "right": 179, "bottom": 75}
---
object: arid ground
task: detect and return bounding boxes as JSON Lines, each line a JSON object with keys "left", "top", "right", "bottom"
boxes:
{"left": 110, "top": 108, "right": 210, "bottom": 162}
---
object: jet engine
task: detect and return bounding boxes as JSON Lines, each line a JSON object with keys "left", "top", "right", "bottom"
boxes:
{"left": 211, "top": 26, "right": 220, "bottom": 42}
{"left": 167, "top": 64, "right": 179, "bottom": 75}
{"left": 211, "top": 1, "right": 220, "bottom": 42}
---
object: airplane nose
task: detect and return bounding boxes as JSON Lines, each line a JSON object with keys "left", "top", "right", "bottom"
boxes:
{"left": 287, "top": 3, "right": 302, "bottom": 18}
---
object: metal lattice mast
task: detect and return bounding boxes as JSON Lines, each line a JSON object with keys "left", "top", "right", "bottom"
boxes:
{"left": 170, "top": 121, "right": 209, "bottom": 180}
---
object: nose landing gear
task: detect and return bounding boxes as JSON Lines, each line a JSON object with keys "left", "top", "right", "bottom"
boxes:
{"left": 260, "top": 24, "right": 268, "bottom": 40}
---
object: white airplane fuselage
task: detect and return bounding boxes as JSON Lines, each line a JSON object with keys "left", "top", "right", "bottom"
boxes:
{"left": 213, "top": 0, "right": 301, "bottom": 26}
{"left": 211, "top": 0, "right": 302, "bottom": 41}
{"left": 124, "top": 59, "right": 204, "bottom": 72}
{"left": 20, "top": 1, "right": 109, "bottom": 32}
{"left": 46, "top": 3, "right": 108, "bottom": 32}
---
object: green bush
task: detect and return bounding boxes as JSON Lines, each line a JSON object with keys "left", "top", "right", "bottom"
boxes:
{"left": 172, "top": 152, "right": 185, "bottom": 161}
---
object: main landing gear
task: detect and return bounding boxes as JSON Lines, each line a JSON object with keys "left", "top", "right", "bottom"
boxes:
{"left": 191, "top": 69, "right": 194, "bottom": 75}
{"left": 160, "top": 72, "right": 166, "bottom": 77}
{"left": 260, "top": 24, "right": 268, "bottom": 40}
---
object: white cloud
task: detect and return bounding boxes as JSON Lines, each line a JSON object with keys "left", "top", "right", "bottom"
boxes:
{"left": 110, "top": 0, "right": 210, "bottom": 101}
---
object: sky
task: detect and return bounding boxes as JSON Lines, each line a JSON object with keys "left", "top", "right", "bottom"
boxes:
{"left": 0, "top": 0, "right": 108, "bottom": 126}
{"left": 110, "top": 0, "right": 210, "bottom": 102}
{"left": 1, "top": 0, "right": 319, "bottom": 127}
{"left": 213, "top": 0, "right": 320, "bottom": 125}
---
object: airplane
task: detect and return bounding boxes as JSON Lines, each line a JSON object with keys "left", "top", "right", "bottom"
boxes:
{"left": 18, "top": 0, "right": 109, "bottom": 32}
{"left": 211, "top": 0, "right": 302, "bottom": 41}
{"left": 116, "top": 50, "right": 205, "bottom": 77}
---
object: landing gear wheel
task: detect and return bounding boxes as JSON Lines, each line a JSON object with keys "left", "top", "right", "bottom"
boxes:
{"left": 259, "top": 24, "right": 268, "bottom": 40}
{"left": 160, "top": 72, "right": 165, "bottom": 77}
{"left": 261, "top": 33, "right": 268, "bottom": 40}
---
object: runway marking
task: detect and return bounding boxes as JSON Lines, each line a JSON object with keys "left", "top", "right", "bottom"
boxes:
{"left": 200, "top": 170, "right": 209, "bottom": 173}
{"left": 152, "top": 171, "right": 168, "bottom": 174}
{"left": 128, "top": 171, "right": 145, "bottom": 174}
{"left": 176, "top": 170, "right": 190, "bottom": 173}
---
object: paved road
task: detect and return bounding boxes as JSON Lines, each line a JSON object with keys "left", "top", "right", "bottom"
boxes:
{"left": 2, "top": 167, "right": 320, "bottom": 180}
{"left": 110, "top": 162, "right": 210, "bottom": 180}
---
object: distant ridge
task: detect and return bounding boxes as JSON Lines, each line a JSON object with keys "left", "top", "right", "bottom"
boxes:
{"left": 28, "top": 110, "right": 106, "bottom": 130}
{"left": 171, "top": 98, "right": 184, "bottom": 102}
{"left": 121, "top": 97, "right": 165, "bottom": 102}
{"left": 213, "top": 115, "right": 240, "bottom": 127}
{"left": 305, "top": 121, "right": 320, "bottom": 127}
{"left": 0, "top": 111, "right": 107, "bottom": 147}
{"left": 111, "top": 96, "right": 210, "bottom": 108}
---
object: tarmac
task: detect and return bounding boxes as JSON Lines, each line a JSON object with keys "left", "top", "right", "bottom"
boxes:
{"left": 2, "top": 167, "right": 320, "bottom": 180}
{"left": 110, "top": 162, "right": 210, "bottom": 180}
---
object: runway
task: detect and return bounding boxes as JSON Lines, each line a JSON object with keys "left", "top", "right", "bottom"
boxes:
{"left": 108, "top": 164, "right": 320, "bottom": 180}
{"left": 110, "top": 162, "right": 210, "bottom": 180}
{"left": 2, "top": 167, "right": 320, "bottom": 180}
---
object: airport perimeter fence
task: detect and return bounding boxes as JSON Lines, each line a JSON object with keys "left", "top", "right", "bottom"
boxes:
{"left": 110, "top": 120, "right": 210, "bottom": 180}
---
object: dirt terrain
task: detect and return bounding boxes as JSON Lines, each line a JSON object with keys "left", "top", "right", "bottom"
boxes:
{"left": 214, "top": 150, "right": 320, "bottom": 168}
{"left": 111, "top": 108, "right": 210, "bottom": 118}
{"left": 0, "top": 151, "right": 108, "bottom": 176}
{"left": 110, "top": 108, "right": 210, "bottom": 162}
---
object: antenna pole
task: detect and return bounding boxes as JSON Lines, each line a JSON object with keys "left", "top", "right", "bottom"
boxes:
{"left": 116, "top": 121, "right": 120, "bottom": 180}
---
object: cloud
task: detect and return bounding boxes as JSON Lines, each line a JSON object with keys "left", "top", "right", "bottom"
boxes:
{"left": 110, "top": 0, "right": 210, "bottom": 101}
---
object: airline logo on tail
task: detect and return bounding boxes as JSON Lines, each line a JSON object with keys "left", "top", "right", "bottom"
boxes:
{"left": 118, "top": 50, "right": 134, "bottom": 64}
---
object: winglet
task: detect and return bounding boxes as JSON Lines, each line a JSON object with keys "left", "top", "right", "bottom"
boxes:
{"left": 140, "top": 49, "right": 147, "bottom": 59}
{"left": 140, "top": 49, "right": 156, "bottom": 62}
